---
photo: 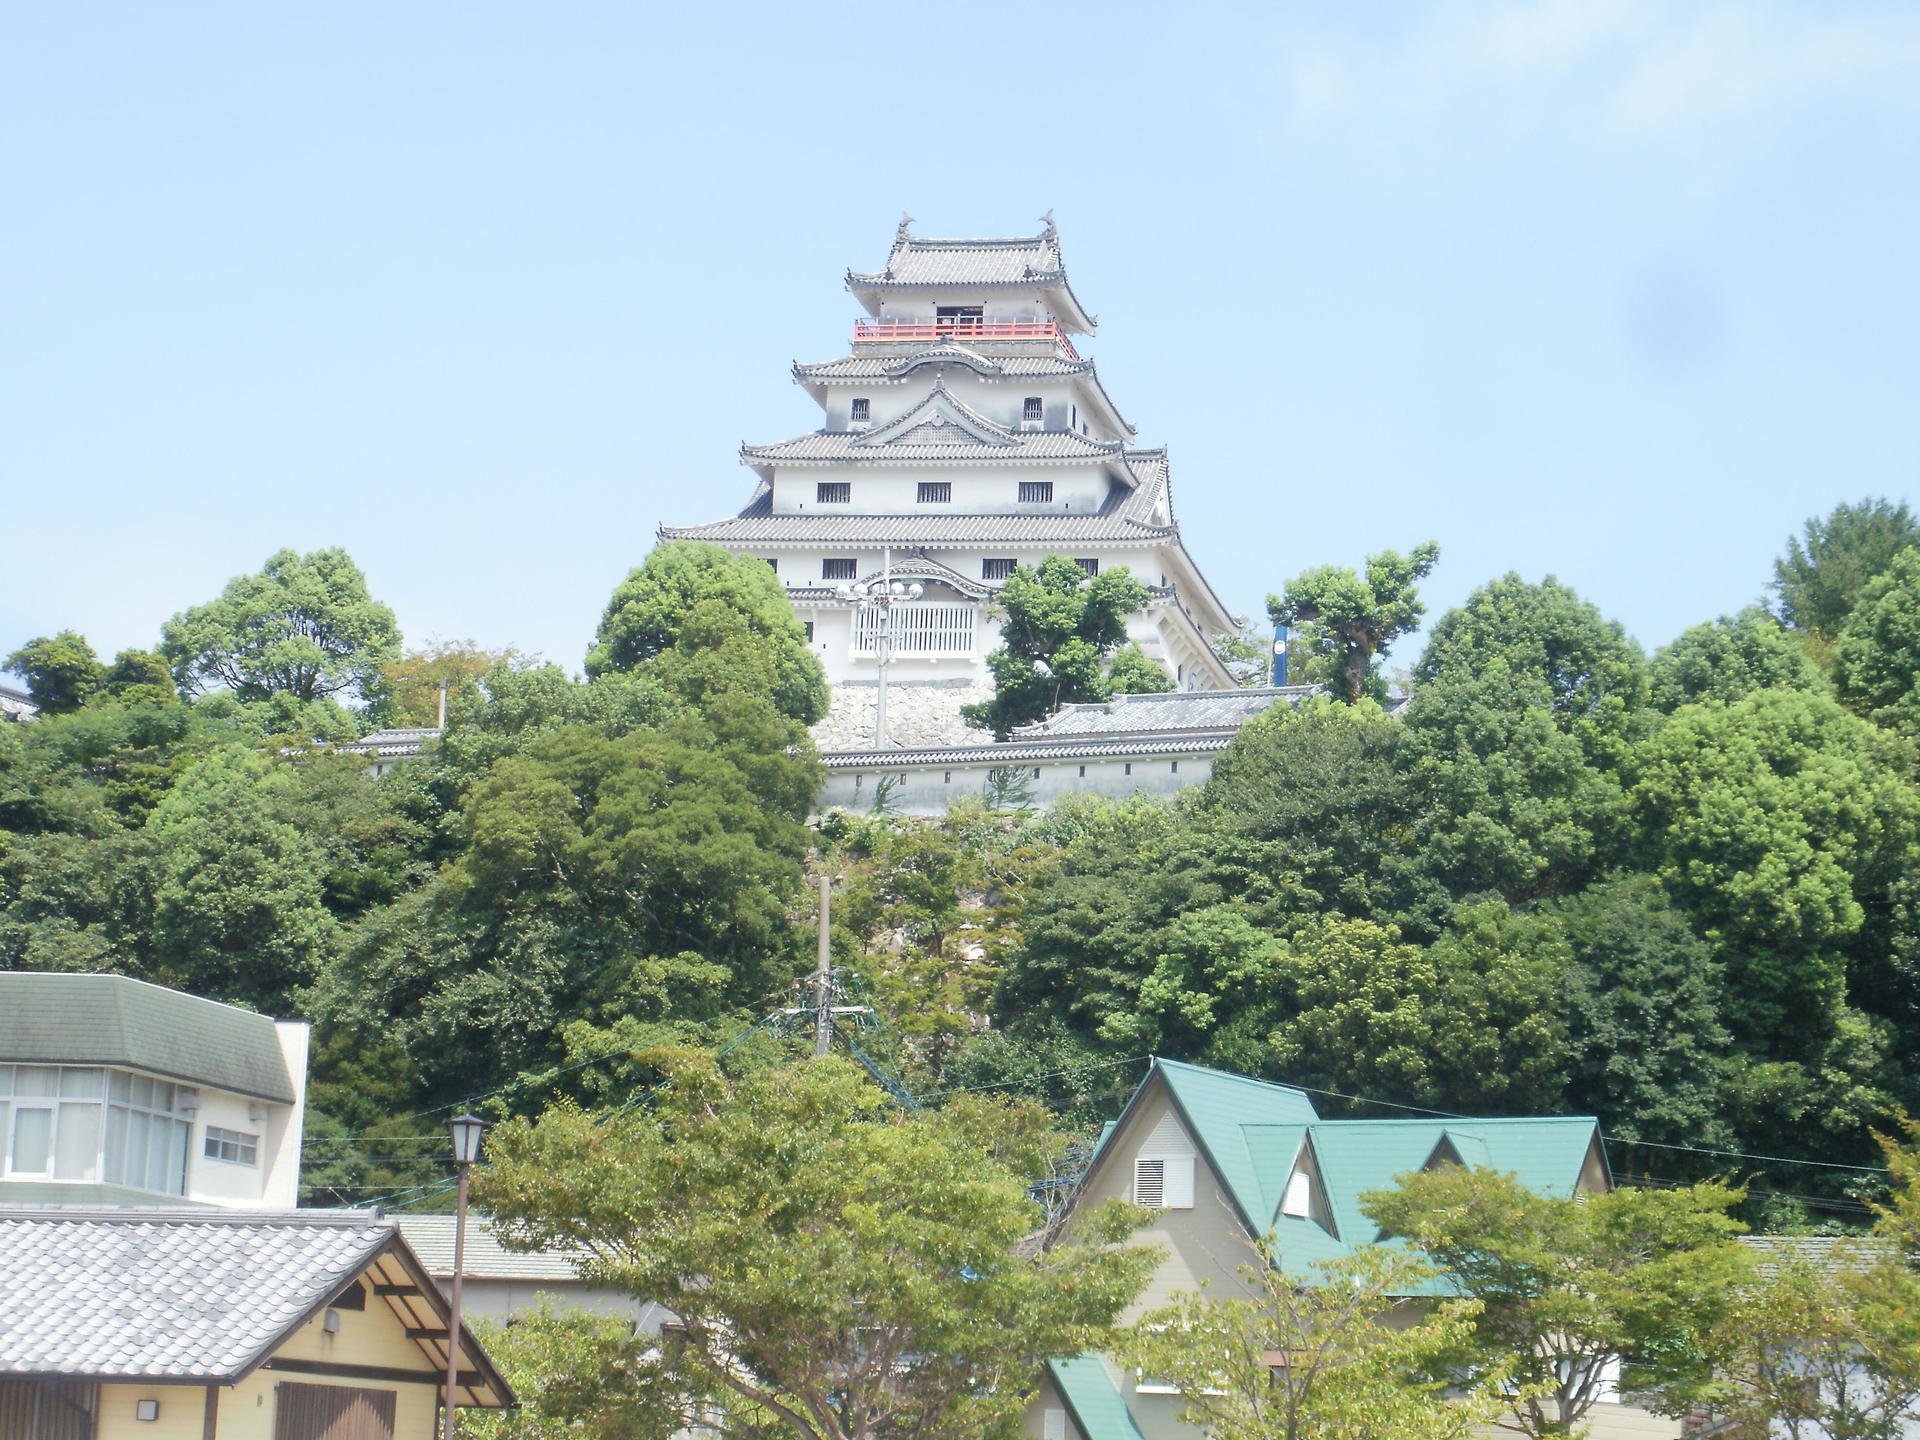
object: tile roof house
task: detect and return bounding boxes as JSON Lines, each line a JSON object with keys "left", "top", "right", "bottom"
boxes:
{"left": 0, "top": 974, "right": 308, "bottom": 1210}
{"left": 1023, "top": 1059, "right": 1678, "bottom": 1440}
{"left": 0, "top": 1206, "right": 511, "bottom": 1440}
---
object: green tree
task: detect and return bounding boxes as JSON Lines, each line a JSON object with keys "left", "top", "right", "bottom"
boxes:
{"left": 1123, "top": 1240, "right": 1494, "bottom": 1440}
{"left": 312, "top": 723, "right": 819, "bottom": 1097}
{"left": 1362, "top": 1169, "right": 1752, "bottom": 1440}
{"left": 5, "top": 631, "right": 104, "bottom": 714}
{"left": 143, "top": 745, "right": 340, "bottom": 1006}
{"left": 1834, "top": 546, "right": 1920, "bottom": 739}
{"left": 1267, "top": 541, "right": 1439, "bottom": 704}
{"left": 159, "top": 547, "right": 401, "bottom": 702}
{"left": 1773, "top": 497, "right": 1920, "bottom": 639}
{"left": 1209, "top": 616, "right": 1274, "bottom": 688}
{"left": 1648, "top": 608, "right": 1827, "bottom": 712}
{"left": 479, "top": 1054, "right": 1157, "bottom": 1440}
{"left": 1402, "top": 671, "right": 1626, "bottom": 902}
{"left": 1199, "top": 697, "right": 1445, "bottom": 932}
{"left": 963, "top": 556, "right": 1152, "bottom": 736}
{"left": 102, "top": 648, "right": 173, "bottom": 695}
{"left": 1627, "top": 688, "right": 1920, "bottom": 1047}
{"left": 1712, "top": 1243, "right": 1920, "bottom": 1440}
{"left": 368, "top": 639, "right": 529, "bottom": 728}
{"left": 1106, "top": 644, "right": 1174, "bottom": 695}
{"left": 1267, "top": 905, "right": 1570, "bottom": 1114}
{"left": 468, "top": 1304, "right": 676, "bottom": 1440}
{"left": 1548, "top": 875, "right": 1731, "bottom": 1149}
{"left": 587, "top": 542, "right": 827, "bottom": 726}
{"left": 1415, "top": 573, "right": 1645, "bottom": 743}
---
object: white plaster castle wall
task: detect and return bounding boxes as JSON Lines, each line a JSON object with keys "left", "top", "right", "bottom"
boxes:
{"left": 820, "top": 750, "right": 1215, "bottom": 817}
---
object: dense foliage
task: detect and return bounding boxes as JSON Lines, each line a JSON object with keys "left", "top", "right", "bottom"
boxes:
{"left": 9, "top": 509, "right": 1920, "bottom": 1225}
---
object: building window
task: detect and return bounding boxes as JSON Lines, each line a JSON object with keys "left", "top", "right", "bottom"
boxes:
{"left": 822, "top": 559, "right": 857, "bottom": 580}
{"left": 803, "top": 622, "right": 815, "bottom": 642}
{"left": 203, "top": 1125, "right": 259, "bottom": 1166}
{"left": 817, "top": 482, "right": 851, "bottom": 504}
{"left": 763, "top": 558, "right": 777, "bottom": 573}
{"left": 935, "top": 305, "right": 983, "bottom": 323}
{"left": 1023, "top": 396, "right": 1044, "bottom": 422}
{"left": 981, "top": 558, "right": 1016, "bottom": 580}
{"left": 1170, "top": 760, "right": 1179, "bottom": 773}
{"left": 1074, "top": 558, "right": 1100, "bottom": 577}
{"left": 1018, "top": 481, "right": 1054, "bottom": 503}
{"left": 1124, "top": 763, "right": 1132, "bottom": 776}
{"left": 943, "top": 772, "right": 951, "bottom": 784}
{"left": 850, "top": 398, "right": 871, "bottom": 423}
{"left": 1078, "top": 765, "right": 1086, "bottom": 777}
{"left": 1032, "top": 767, "right": 1041, "bottom": 779}
{"left": 917, "top": 482, "right": 951, "bottom": 504}
{"left": 0, "top": 1064, "right": 193, "bottom": 1195}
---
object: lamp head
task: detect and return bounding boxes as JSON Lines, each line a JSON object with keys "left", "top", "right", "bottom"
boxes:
{"left": 448, "top": 1109, "right": 492, "bottom": 1166}
{"left": 906, "top": 583, "right": 924, "bottom": 599}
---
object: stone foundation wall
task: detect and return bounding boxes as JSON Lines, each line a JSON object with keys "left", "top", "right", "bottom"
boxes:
{"left": 811, "top": 678, "right": 996, "bottom": 752}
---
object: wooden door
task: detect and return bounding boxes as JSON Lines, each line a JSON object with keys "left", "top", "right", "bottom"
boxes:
{"left": 272, "top": 1383, "right": 397, "bottom": 1440}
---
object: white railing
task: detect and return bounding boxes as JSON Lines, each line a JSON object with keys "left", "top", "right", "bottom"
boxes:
{"left": 853, "top": 603, "right": 978, "bottom": 656}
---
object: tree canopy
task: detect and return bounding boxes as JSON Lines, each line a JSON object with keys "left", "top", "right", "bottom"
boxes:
{"left": 479, "top": 1054, "right": 1156, "bottom": 1440}
{"left": 963, "top": 555, "right": 1153, "bottom": 737}
{"left": 1267, "top": 541, "right": 1438, "bottom": 703}
{"left": 159, "top": 547, "right": 400, "bottom": 703}
{"left": 1773, "top": 497, "right": 1920, "bottom": 638}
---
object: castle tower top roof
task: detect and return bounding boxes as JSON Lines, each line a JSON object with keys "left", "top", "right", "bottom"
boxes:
{"left": 846, "top": 213, "right": 1096, "bottom": 334}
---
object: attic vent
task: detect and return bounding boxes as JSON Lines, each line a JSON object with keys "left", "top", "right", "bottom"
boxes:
{"left": 1133, "top": 1155, "right": 1194, "bottom": 1209}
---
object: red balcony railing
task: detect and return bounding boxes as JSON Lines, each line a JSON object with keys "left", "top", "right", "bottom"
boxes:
{"left": 852, "top": 318, "right": 1079, "bottom": 360}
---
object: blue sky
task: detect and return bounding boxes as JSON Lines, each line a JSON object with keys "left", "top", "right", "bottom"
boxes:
{"left": 4, "top": 1, "right": 1917, "bottom": 677}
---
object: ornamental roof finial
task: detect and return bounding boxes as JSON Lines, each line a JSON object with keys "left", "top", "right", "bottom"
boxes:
{"left": 896, "top": 212, "right": 915, "bottom": 243}
{"left": 1039, "top": 209, "right": 1057, "bottom": 238}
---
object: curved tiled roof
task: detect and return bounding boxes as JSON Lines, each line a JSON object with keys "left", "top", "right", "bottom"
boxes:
{"left": 795, "top": 349, "right": 1094, "bottom": 383}
{"left": 821, "top": 733, "right": 1243, "bottom": 769}
{"left": 662, "top": 452, "right": 1176, "bottom": 547}
{"left": 741, "top": 427, "right": 1124, "bottom": 467}
{"left": 845, "top": 217, "right": 1096, "bottom": 332}
{"left": 0, "top": 1209, "right": 390, "bottom": 1378}
{"left": 1011, "top": 686, "right": 1324, "bottom": 739}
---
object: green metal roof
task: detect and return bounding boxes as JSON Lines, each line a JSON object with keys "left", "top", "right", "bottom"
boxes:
{"left": 1097, "top": 1060, "right": 1603, "bottom": 1281}
{"left": 0, "top": 973, "right": 297, "bottom": 1103}
{"left": 1049, "top": 1357, "right": 1146, "bottom": 1440}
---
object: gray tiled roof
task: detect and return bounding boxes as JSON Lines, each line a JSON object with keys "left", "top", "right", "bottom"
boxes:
{"left": 849, "top": 232, "right": 1063, "bottom": 288}
{"left": 0, "top": 1209, "right": 390, "bottom": 1379}
{"left": 795, "top": 350, "right": 1094, "bottom": 382}
{"left": 1013, "top": 686, "right": 1324, "bottom": 739}
{"left": 662, "top": 455, "right": 1176, "bottom": 548}
{"left": 844, "top": 220, "right": 1097, "bottom": 333}
{"left": 0, "top": 684, "right": 35, "bottom": 723}
{"left": 0, "top": 973, "right": 296, "bottom": 1103}
{"left": 395, "top": 1213, "right": 591, "bottom": 1283}
{"left": 741, "top": 426, "right": 1121, "bottom": 465}
{"left": 332, "top": 727, "right": 440, "bottom": 759}
{"left": 821, "top": 733, "right": 1244, "bottom": 769}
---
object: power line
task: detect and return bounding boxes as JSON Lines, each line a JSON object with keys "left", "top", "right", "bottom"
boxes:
{"left": 1605, "top": 1136, "right": 1891, "bottom": 1176}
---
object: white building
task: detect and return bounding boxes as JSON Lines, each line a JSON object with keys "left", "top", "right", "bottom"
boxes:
{"left": 661, "top": 216, "right": 1239, "bottom": 748}
{"left": 0, "top": 972, "right": 308, "bottom": 1209}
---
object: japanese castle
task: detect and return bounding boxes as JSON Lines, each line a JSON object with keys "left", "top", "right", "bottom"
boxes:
{"left": 661, "top": 216, "right": 1238, "bottom": 748}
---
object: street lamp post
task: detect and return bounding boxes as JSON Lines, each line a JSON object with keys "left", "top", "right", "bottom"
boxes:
{"left": 835, "top": 548, "right": 922, "bottom": 750}
{"left": 441, "top": 1109, "right": 491, "bottom": 1440}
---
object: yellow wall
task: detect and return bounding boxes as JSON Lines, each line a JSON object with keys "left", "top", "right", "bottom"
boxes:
{"left": 97, "top": 1283, "right": 446, "bottom": 1440}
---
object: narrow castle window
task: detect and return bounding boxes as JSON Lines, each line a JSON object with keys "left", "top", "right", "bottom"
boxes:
{"left": 1023, "top": 396, "right": 1044, "bottom": 422}
{"left": 763, "top": 558, "right": 777, "bottom": 573}
{"left": 1018, "top": 481, "right": 1054, "bottom": 503}
{"left": 850, "top": 398, "right": 871, "bottom": 423}
{"left": 981, "top": 558, "right": 1016, "bottom": 580}
{"left": 1075, "top": 558, "right": 1100, "bottom": 577}
{"left": 822, "top": 559, "right": 857, "bottom": 579}
{"left": 918, "top": 482, "right": 951, "bottom": 504}
{"left": 817, "top": 482, "right": 851, "bottom": 504}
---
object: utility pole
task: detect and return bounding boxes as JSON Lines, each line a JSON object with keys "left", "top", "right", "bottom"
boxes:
{"left": 813, "top": 876, "right": 833, "bottom": 1058}
{"left": 436, "top": 679, "right": 448, "bottom": 729}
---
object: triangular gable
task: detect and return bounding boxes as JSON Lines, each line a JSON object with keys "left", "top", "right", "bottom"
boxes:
{"left": 852, "top": 382, "right": 1019, "bottom": 448}
{"left": 1276, "top": 1132, "right": 1338, "bottom": 1237}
